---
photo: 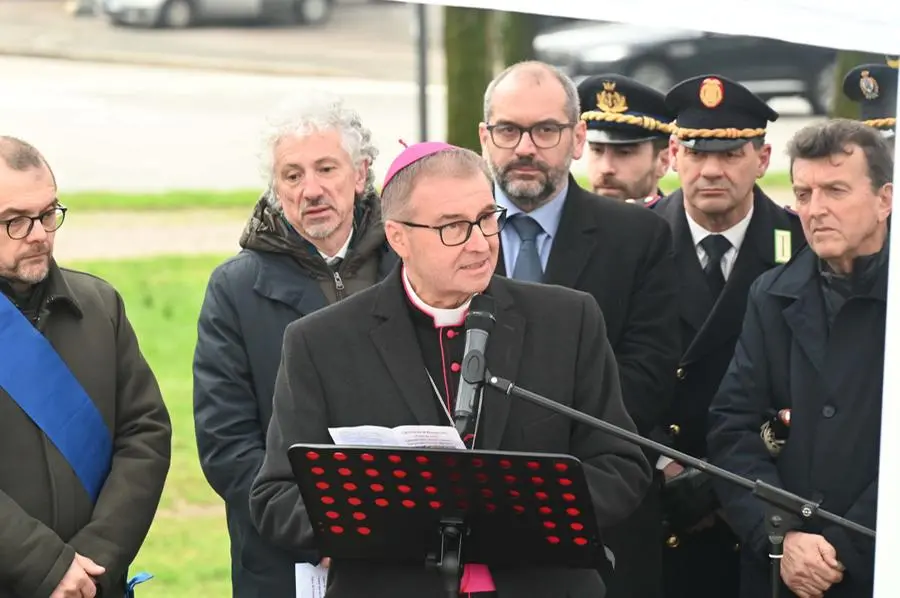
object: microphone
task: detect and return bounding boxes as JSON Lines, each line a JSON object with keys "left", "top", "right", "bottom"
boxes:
{"left": 453, "top": 293, "right": 496, "bottom": 442}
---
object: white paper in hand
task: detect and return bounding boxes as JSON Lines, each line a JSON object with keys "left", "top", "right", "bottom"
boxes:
{"left": 295, "top": 563, "right": 328, "bottom": 598}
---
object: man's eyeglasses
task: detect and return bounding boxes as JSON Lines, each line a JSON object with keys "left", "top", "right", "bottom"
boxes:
{"left": 398, "top": 207, "right": 508, "bottom": 247}
{"left": 1, "top": 205, "right": 67, "bottom": 240}
{"left": 486, "top": 122, "right": 576, "bottom": 150}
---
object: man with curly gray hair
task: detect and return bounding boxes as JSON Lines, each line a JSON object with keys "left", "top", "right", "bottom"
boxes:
{"left": 192, "top": 91, "right": 396, "bottom": 598}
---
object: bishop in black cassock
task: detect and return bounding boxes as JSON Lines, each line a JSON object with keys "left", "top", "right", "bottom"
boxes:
{"left": 249, "top": 141, "right": 651, "bottom": 598}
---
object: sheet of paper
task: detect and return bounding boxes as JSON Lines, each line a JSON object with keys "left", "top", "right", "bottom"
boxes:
{"left": 328, "top": 424, "right": 465, "bottom": 449}
{"left": 328, "top": 425, "right": 401, "bottom": 447}
{"left": 295, "top": 563, "right": 328, "bottom": 598}
{"left": 394, "top": 425, "right": 466, "bottom": 449}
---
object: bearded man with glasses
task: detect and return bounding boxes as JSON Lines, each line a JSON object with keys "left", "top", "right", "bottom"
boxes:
{"left": 479, "top": 60, "right": 681, "bottom": 598}
{"left": 0, "top": 135, "right": 171, "bottom": 598}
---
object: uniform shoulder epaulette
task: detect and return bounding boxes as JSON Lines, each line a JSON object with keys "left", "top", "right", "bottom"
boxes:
{"left": 645, "top": 196, "right": 663, "bottom": 209}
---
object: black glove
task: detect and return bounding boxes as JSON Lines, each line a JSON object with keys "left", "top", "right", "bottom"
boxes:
{"left": 661, "top": 466, "right": 720, "bottom": 533}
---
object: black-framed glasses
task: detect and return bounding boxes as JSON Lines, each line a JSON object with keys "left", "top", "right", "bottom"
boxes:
{"left": 398, "top": 207, "right": 508, "bottom": 247}
{"left": 1, "top": 205, "right": 67, "bottom": 240}
{"left": 486, "top": 121, "right": 576, "bottom": 149}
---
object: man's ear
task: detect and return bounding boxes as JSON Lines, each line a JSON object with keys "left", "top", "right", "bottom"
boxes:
{"left": 878, "top": 182, "right": 893, "bottom": 223}
{"left": 755, "top": 143, "right": 773, "bottom": 179}
{"left": 355, "top": 160, "right": 369, "bottom": 195}
{"left": 655, "top": 144, "right": 672, "bottom": 179}
{"left": 384, "top": 220, "right": 410, "bottom": 260}
{"left": 669, "top": 135, "right": 680, "bottom": 174}
{"left": 478, "top": 122, "right": 491, "bottom": 155}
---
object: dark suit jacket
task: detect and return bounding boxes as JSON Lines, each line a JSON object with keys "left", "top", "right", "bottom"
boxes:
{"left": 497, "top": 177, "right": 680, "bottom": 598}
{"left": 249, "top": 265, "right": 652, "bottom": 598}
{"left": 498, "top": 176, "right": 680, "bottom": 439}
{"left": 650, "top": 186, "right": 806, "bottom": 459}
{"left": 649, "top": 186, "right": 806, "bottom": 598}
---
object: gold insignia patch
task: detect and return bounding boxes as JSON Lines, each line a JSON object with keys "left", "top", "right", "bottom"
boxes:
{"left": 887, "top": 55, "right": 899, "bottom": 69}
{"left": 596, "top": 81, "right": 628, "bottom": 114}
{"left": 699, "top": 77, "right": 724, "bottom": 108}
{"left": 859, "top": 70, "right": 880, "bottom": 100}
{"left": 774, "top": 230, "right": 792, "bottom": 264}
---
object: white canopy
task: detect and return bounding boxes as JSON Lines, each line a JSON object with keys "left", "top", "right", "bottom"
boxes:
{"left": 385, "top": 1, "right": 900, "bottom": 595}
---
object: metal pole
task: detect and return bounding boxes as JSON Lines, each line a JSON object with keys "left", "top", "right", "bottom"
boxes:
{"left": 416, "top": 3, "right": 429, "bottom": 141}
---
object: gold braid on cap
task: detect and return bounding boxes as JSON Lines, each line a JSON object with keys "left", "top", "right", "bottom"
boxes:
{"left": 862, "top": 117, "right": 897, "bottom": 129}
{"left": 581, "top": 111, "right": 676, "bottom": 134}
{"left": 674, "top": 124, "right": 767, "bottom": 139}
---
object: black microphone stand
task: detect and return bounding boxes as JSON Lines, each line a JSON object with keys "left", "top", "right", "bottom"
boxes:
{"left": 483, "top": 370, "right": 876, "bottom": 598}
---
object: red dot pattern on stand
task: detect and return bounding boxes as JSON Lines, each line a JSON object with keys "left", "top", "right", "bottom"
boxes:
{"left": 299, "top": 448, "right": 596, "bottom": 550}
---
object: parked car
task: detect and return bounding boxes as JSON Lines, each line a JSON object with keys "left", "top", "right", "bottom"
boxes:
{"left": 533, "top": 22, "right": 838, "bottom": 114}
{"left": 67, "top": 0, "right": 103, "bottom": 16}
{"left": 102, "top": 0, "right": 333, "bottom": 28}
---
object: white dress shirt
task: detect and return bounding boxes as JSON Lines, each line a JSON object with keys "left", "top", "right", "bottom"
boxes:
{"left": 685, "top": 204, "right": 754, "bottom": 281}
{"left": 656, "top": 204, "right": 754, "bottom": 471}
{"left": 318, "top": 227, "right": 353, "bottom": 266}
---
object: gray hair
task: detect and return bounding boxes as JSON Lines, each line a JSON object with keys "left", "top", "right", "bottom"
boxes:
{"left": 787, "top": 119, "right": 894, "bottom": 191}
{"left": 259, "top": 91, "right": 379, "bottom": 195}
{"left": 0, "top": 135, "right": 56, "bottom": 188}
{"left": 483, "top": 61, "right": 580, "bottom": 123}
{"left": 381, "top": 147, "right": 492, "bottom": 220}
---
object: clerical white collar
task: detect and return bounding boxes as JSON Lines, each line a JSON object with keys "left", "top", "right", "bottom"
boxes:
{"left": 317, "top": 227, "right": 353, "bottom": 265}
{"left": 402, "top": 266, "right": 470, "bottom": 328}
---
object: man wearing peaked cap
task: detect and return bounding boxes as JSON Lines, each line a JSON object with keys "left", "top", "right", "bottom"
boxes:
{"left": 578, "top": 74, "right": 675, "bottom": 204}
{"left": 842, "top": 62, "right": 897, "bottom": 141}
{"left": 576, "top": 73, "right": 679, "bottom": 598}
{"left": 647, "top": 74, "right": 806, "bottom": 598}
{"left": 665, "top": 74, "right": 780, "bottom": 152}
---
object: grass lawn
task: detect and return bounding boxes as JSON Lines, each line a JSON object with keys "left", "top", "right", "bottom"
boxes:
{"left": 59, "top": 171, "right": 794, "bottom": 212}
{"left": 69, "top": 254, "right": 234, "bottom": 597}
{"left": 59, "top": 190, "right": 260, "bottom": 212}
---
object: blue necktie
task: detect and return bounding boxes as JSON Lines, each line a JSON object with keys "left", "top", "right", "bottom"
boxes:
{"left": 509, "top": 215, "right": 544, "bottom": 283}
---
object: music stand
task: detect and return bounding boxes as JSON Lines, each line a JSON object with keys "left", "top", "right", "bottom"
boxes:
{"left": 288, "top": 444, "right": 607, "bottom": 598}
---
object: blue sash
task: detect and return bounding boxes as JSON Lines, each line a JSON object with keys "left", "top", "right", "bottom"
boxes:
{"left": 0, "top": 292, "right": 154, "bottom": 595}
{"left": 125, "top": 572, "right": 153, "bottom": 597}
{"left": 0, "top": 292, "right": 112, "bottom": 502}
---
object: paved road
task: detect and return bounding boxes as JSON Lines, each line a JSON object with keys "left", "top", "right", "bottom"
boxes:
{"left": 0, "top": 55, "right": 447, "bottom": 192}
{"left": 54, "top": 209, "right": 247, "bottom": 262}
{"left": 1, "top": 56, "right": 820, "bottom": 196}
{"left": 1, "top": 52, "right": 814, "bottom": 262}
{"left": 0, "top": 0, "right": 445, "bottom": 82}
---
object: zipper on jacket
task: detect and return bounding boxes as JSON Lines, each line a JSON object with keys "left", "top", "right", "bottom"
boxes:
{"left": 34, "top": 295, "right": 58, "bottom": 331}
{"left": 332, "top": 270, "right": 345, "bottom": 301}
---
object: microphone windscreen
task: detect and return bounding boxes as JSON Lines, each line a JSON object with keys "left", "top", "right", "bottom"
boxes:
{"left": 467, "top": 294, "right": 496, "bottom": 331}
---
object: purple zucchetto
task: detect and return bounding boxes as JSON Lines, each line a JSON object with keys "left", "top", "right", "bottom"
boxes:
{"left": 381, "top": 139, "right": 459, "bottom": 190}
